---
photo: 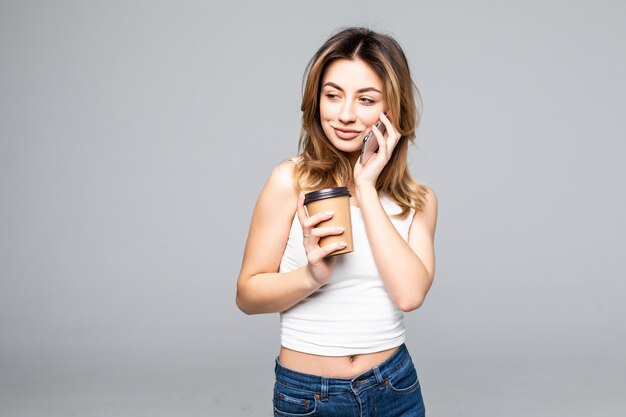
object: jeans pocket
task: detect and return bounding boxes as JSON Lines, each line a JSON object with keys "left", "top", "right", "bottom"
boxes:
{"left": 273, "top": 382, "right": 318, "bottom": 416}
{"left": 387, "top": 360, "right": 421, "bottom": 393}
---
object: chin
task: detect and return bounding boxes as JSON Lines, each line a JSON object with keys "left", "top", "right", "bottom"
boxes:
{"left": 328, "top": 139, "right": 362, "bottom": 155}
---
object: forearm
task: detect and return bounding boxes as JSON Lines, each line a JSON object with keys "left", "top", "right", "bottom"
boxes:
{"left": 236, "top": 266, "right": 319, "bottom": 315}
{"left": 356, "top": 185, "right": 432, "bottom": 311}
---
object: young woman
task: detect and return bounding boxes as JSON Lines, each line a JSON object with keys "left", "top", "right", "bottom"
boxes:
{"left": 236, "top": 27, "right": 438, "bottom": 417}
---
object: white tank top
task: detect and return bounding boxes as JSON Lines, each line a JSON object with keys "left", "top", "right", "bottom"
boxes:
{"left": 279, "top": 194, "right": 415, "bottom": 356}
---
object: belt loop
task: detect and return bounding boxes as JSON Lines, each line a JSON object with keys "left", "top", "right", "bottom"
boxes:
{"left": 373, "top": 365, "right": 385, "bottom": 389}
{"left": 321, "top": 377, "right": 329, "bottom": 402}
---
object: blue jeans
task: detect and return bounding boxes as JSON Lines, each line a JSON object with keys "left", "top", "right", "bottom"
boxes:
{"left": 273, "top": 344, "right": 426, "bottom": 416}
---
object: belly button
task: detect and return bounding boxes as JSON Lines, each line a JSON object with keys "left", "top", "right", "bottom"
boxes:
{"left": 349, "top": 355, "right": 355, "bottom": 362}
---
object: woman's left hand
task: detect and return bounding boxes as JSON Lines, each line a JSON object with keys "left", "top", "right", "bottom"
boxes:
{"left": 354, "top": 112, "right": 401, "bottom": 189}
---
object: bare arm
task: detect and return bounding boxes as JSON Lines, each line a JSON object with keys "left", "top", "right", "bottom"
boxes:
{"left": 235, "top": 161, "right": 346, "bottom": 315}
{"left": 353, "top": 113, "right": 438, "bottom": 312}
{"left": 357, "top": 184, "right": 438, "bottom": 312}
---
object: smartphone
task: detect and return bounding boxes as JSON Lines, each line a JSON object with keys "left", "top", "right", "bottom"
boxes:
{"left": 359, "top": 120, "right": 387, "bottom": 164}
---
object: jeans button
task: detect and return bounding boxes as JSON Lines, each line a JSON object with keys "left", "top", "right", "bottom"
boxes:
{"left": 352, "top": 380, "right": 361, "bottom": 388}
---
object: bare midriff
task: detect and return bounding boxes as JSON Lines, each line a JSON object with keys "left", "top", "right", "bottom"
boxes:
{"left": 278, "top": 345, "right": 400, "bottom": 378}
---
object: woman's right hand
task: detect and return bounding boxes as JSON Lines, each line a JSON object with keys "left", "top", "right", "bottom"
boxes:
{"left": 296, "top": 192, "right": 347, "bottom": 287}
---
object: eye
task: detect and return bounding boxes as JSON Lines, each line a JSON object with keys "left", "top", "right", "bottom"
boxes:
{"left": 359, "top": 97, "right": 376, "bottom": 105}
{"left": 325, "top": 93, "right": 340, "bottom": 101}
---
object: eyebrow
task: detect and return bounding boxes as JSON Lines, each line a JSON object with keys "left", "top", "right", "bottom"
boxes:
{"left": 322, "top": 82, "right": 382, "bottom": 94}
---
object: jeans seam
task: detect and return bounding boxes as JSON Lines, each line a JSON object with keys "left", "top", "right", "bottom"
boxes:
{"left": 385, "top": 358, "right": 412, "bottom": 381}
{"left": 275, "top": 380, "right": 319, "bottom": 395}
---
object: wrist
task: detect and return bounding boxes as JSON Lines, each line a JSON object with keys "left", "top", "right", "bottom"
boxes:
{"left": 303, "top": 264, "right": 322, "bottom": 290}
{"left": 355, "top": 183, "right": 378, "bottom": 199}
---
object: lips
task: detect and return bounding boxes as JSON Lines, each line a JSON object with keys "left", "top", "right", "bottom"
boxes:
{"left": 333, "top": 127, "right": 361, "bottom": 140}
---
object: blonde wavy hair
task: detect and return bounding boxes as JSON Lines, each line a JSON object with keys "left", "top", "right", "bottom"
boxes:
{"left": 295, "top": 27, "right": 428, "bottom": 217}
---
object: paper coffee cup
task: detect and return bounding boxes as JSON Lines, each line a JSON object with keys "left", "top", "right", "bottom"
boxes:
{"left": 304, "top": 187, "right": 353, "bottom": 256}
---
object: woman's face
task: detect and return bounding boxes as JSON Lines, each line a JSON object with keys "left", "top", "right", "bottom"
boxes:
{"left": 319, "top": 58, "right": 386, "bottom": 157}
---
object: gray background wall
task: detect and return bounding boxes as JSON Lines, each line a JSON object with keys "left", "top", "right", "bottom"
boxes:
{"left": 1, "top": 1, "right": 625, "bottom": 416}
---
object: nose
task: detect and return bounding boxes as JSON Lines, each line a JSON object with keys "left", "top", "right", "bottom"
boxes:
{"left": 338, "top": 100, "right": 356, "bottom": 124}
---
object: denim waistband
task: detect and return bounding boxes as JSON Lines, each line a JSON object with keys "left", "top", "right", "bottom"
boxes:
{"left": 274, "top": 344, "right": 412, "bottom": 396}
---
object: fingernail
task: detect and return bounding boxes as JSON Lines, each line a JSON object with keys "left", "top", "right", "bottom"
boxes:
{"left": 339, "top": 242, "right": 347, "bottom": 248}
{"left": 325, "top": 211, "right": 334, "bottom": 216}
{"left": 335, "top": 227, "right": 344, "bottom": 232}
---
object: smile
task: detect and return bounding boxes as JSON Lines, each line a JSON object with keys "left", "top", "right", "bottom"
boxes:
{"left": 332, "top": 127, "right": 361, "bottom": 140}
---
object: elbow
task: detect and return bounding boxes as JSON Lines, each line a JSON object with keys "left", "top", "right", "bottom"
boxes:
{"left": 397, "top": 295, "right": 425, "bottom": 313}
{"left": 236, "top": 292, "right": 264, "bottom": 316}
{"left": 235, "top": 292, "right": 253, "bottom": 315}
{"left": 236, "top": 273, "right": 274, "bottom": 315}
{"left": 397, "top": 271, "right": 434, "bottom": 312}
{"left": 235, "top": 283, "right": 258, "bottom": 315}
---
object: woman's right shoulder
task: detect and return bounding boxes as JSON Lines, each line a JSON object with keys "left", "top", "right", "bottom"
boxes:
{"left": 260, "top": 158, "right": 300, "bottom": 205}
